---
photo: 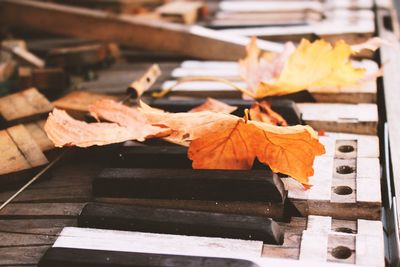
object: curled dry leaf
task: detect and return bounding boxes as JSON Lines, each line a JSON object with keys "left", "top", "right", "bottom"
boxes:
{"left": 45, "top": 108, "right": 139, "bottom": 147}
{"left": 188, "top": 97, "right": 237, "bottom": 114}
{"left": 141, "top": 107, "right": 236, "bottom": 146}
{"left": 45, "top": 101, "right": 171, "bottom": 147}
{"left": 249, "top": 101, "right": 287, "bottom": 126}
{"left": 88, "top": 99, "right": 169, "bottom": 140}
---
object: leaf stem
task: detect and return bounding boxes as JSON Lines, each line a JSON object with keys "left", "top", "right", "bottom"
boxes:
{"left": 244, "top": 108, "right": 250, "bottom": 123}
{"left": 152, "top": 76, "right": 256, "bottom": 99}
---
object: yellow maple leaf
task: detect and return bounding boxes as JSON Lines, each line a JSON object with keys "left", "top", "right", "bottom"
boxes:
{"left": 254, "top": 39, "right": 366, "bottom": 98}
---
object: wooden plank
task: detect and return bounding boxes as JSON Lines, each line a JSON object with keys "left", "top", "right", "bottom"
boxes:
{"left": 0, "top": 88, "right": 53, "bottom": 126}
{"left": 46, "top": 43, "right": 119, "bottom": 71}
{"left": 18, "top": 67, "right": 69, "bottom": 94}
{"left": 95, "top": 197, "right": 285, "bottom": 219}
{"left": 39, "top": 248, "right": 259, "bottom": 267}
{"left": 148, "top": 98, "right": 301, "bottom": 125}
{"left": 0, "top": 245, "right": 50, "bottom": 266}
{"left": 157, "top": 1, "right": 205, "bottom": 24}
{"left": 78, "top": 202, "right": 284, "bottom": 244}
{"left": 24, "top": 120, "right": 54, "bottom": 152}
{"left": 265, "top": 215, "right": 383, "bottom": 266}
{"left": 2, "top": 41, "right": 45, "bottom": 68}
{"left": 0, "top": 125, "right": 48, "bottom": 189}
{"left": 0, "top": 203, "right": 85, "bottom": 218}
{"left": 378, "top": 9, "right": 400, "bottom": 232}
{"left": 281, "top": 143, "right": 381, "bottom": 220}
{"left": 0, "top": 218, "right": 75, "bottom": 234}
{"left": 355, "top": 220, "right": 385, "bottom": 266}
{"left": 93, "top": 168, "right": 286, "bottom": 202}
{"left": 52, "top": 90, "right": 117, "bottom": 119}
{"left": 299, "top": 216, "right": 331, "bottom": 261}
{"left": 0, "top": 0, "right": 284, "bottom": 60}
{"left": 6, "top": 125, "right": 48, "bottom": 168}
{"left": 52, "top": 227, "right": 263, "bottom": 259}
{"left": 297, "top": 103, "right": 378, "bottom": 135}
{"left": 218, "top": 19, "right": 374, "bottom": 45}
{"left": 0, "top": 125, "right": 48, "bottom": 175}
{"left": 319, "top": 132, "right": 379, "bottom": 158}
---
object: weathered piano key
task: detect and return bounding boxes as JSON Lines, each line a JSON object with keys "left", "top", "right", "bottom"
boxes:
{"left": 297, "top": 103, "right": 378, "bottom": 135}
{"left": 78, "top": 202, "right": 284, "bottom": 244}
{"left": 148, "top": 98, "right": 302, "bottom": 125}
{"left": 93, "top": 168, "right": 285, "bottom": 203}
{"left": 39, "top": 248, "right": 260, "bottom": 267}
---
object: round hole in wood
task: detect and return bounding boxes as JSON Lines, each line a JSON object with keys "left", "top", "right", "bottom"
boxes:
{"left": 336, "top": 165, "right": 354, "bottom": 174}
{"left": 332, "top": 246, "right": 352, "bottom": 259}
{"left": 338, "top": 145, "right": 355, "bottom": 153}
{"left": 334, "top": 227, "right": 354, "bottom": 234}
{"left": 334, "top": 186, "right": 353, "bottom": 195}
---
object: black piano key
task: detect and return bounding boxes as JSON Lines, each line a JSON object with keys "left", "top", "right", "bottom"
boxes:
{"left": 93, "top": 168, "right": 286, "bottom": 203}
{"left": 147, "top": 98, "right": 302, "bottom": 125}
{"left": 78, "top": 203, "right": 284, "bottom": 244}
{"left": 38, "top": 248, "right": 260, "bottom": 267}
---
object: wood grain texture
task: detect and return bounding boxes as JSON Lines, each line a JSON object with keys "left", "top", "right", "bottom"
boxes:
{"left": 0, "top": 0, "right": 283, "bottom": 60}
{"left": 297, "top": 103, "right": 378, "bottom": 135}
{"left": 0, "top": 88, "right": 53, "bottom": 125}
{"left": 24, "top": 120, "right": 54, "bottom": 152}
{"left": 77, "top": 202, "right": 284, "bottom": 244}
{"left": 0, "top": 125, "right": 48, "bottom": 189}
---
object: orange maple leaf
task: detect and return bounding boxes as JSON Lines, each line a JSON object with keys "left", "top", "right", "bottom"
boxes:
{"left": 141, "top": 107, "right": 325, "bottom": 186}
{"left": 188, "top": 119, "right": 325, "bottom": 187}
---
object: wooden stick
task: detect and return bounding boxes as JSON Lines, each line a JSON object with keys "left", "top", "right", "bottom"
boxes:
{"left": 0, "top": 0, "right": 283, "bottom": 60}
{"left": 127, "top": 64, "right": 161, "bottom": 98}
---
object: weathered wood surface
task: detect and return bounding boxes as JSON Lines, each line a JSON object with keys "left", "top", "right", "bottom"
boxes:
{"left": 0, "top": 159, "right": 97, "bottom": 266}
{"left": 157, "top": 1, "right": 205, "bottom": 24}
{"left": 297, "top": 103, "right": 378, "bottom": 135}
{"left": 0, "top": 125, "right": 49, "bottom": 189}
{"left": 0, "top": 88, "right": 53, "bottom": 126}
{"left": 52, "top": 90, "right": 118, "bottom": 119}
{"left": 282, "top": 132, "right": 381, "bottom": 220}
{"left": 18, "top": 67, "right": 69, "bottom": 94}
{"left": 378, "top": 8, "right": 400, "bottom": 236}
{"left": 24, "top": 120, "right": 54, "bottom": 152}
{"left": 36, "top": 215, "right": 384, "bottom": 267}
{"left": 78, "top": 202, "right": 284, "bottom": 244}
{"left": 0, "top": 0, "right": 283, "bottom": 60}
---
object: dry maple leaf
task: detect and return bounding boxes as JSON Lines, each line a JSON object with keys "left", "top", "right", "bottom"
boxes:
{"left": 255, "top": 39, "right": 366, "bottom": 97}
{"left": 140, "top": 106, "right": 325, "bottom": 186}
{"left": 189, "top": 97, "right": 237, "bottom": 114}
{"left": 240, "top": 38, "right": 385, "bottom": 99}
{"left": 249, "top": 101, "right": 287, "bottom": 126}
{"left": 88, "top": 99, "right": 169, "bottom": 140}
{"left": 45, "top": 105, "right": 170, "bottom": 147}
{"left": 141, "top": 107, "right": 237, "bottom": 146}
{"left": 45, "top": 108, "right": 140, "bottom": 147}
{"left": 188, "top": 118, "right": 325, "bottom": 187}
